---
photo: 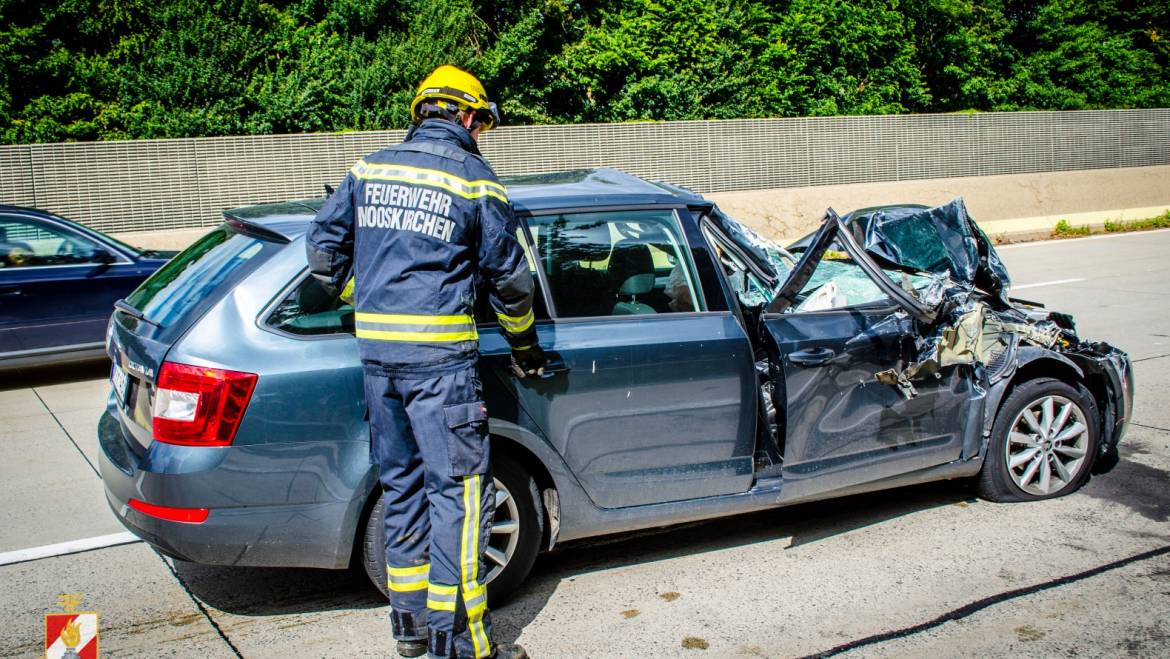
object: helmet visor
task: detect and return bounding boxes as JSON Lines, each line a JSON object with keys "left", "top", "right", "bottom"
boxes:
{"left": 476, "top": 102, "right": 500, "bottom": 131}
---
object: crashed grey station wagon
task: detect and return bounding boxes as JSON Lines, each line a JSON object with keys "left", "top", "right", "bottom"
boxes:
{"left": 99, "top": 170, "right": 1133, "bottom": 601}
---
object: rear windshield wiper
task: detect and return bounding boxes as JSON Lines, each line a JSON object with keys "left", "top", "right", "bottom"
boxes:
{"left": 114, "top": 299, "right": 161, "bottom": 327}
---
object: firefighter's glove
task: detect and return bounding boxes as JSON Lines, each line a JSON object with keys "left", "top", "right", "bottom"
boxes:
{"left": 510, "top": 344, "right": 547, "bottom": 378}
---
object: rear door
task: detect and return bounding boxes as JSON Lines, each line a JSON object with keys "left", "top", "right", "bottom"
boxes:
{"left": 760, "top": 213, "right": 973, "bottom": 501}
{"left": 504, "top": 207, "right": 758, "bottom": 509}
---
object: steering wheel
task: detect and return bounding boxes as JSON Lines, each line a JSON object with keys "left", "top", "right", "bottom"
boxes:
{"left": 56, "top": 239, "right": 76, "bottom": 258}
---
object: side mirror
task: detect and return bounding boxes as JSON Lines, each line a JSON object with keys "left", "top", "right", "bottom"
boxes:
{"left": 93, "top": 248, "right": 117, "bottom": 264}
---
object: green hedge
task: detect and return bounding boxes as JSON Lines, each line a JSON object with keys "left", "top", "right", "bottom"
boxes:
{"left": 1, "top": 0, "right": 1167, "bottom": 144}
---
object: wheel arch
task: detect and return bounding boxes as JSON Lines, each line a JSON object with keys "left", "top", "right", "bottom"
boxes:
{"left": 492, "top": 434, "right": 557, "bottom": 552}
{"left": 981, "top": 347, "right": 1086, "bottom": 456}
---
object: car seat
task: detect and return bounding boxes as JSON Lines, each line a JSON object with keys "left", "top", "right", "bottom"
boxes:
{"left": 608, "top": 240, "right": 657, "bottom": 315}
{"left": 542, "top": 219, "right": 613, "bottom": 317}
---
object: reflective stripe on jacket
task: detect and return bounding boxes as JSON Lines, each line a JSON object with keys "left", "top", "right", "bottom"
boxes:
{"left": 306, "top": 119, "right": 536, "bottom": 372}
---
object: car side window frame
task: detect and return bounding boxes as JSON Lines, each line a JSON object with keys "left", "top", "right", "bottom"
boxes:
{"left": 0, "top": 213, "right": 131, "bottom": 270}
{"left": 520, "top": 205, "right": 718, "bottom": 323}
{"left": 259, "top": 267, "right": 356, "bottom": 341}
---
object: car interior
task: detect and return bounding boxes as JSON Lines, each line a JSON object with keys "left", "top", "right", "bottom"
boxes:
{"left": 525, "top": 211, "right": 699, "bottom": 318}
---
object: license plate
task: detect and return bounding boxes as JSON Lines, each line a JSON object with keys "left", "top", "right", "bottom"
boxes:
{"left": 111, "top": 363, "right": 129, "bottom": 405}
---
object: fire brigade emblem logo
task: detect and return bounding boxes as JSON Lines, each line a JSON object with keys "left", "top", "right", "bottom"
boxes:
{"left": 45, "top": 593, "right": 98, "bottom": 659}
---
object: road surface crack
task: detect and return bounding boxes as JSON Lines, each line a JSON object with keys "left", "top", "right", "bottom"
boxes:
{"left": 32, "top": 388, "right": 98, "bottom": 477}
{"left": 151, "top": 547, "right": 245, "bottom": 658}
{"left": 800, "top": 544, "right": 1170, "bottom": 658}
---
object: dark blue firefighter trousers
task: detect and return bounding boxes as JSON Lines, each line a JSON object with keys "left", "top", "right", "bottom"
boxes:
{"left": 363, "top": 364, "right": 497, "bottom": 659}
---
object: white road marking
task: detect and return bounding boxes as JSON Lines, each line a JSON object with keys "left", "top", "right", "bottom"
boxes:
{"left": 997, "top": 227, "right": 1170, "bottom": 249}
{"left": 0, "top": 531, "right": 141, "bottom": 566}
{"left": 1011, "top": 278, "right": 1087, "bottom": 290}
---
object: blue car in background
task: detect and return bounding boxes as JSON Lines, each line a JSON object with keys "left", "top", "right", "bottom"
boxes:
{"left": 98, "top": 169, "right": 1132, "bottom": 602}
{"left": 0, "top": 205, "right": 175, "bottom": 369}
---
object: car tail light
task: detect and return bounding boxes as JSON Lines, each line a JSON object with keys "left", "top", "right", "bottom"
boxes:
{"left": 152, "top": 361, "right": 258, "bottom": 446}
{"left": 128, "top": 498, "right": 209, "bottom": 524}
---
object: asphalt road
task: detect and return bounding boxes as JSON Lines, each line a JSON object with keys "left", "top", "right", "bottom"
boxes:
{"left": 3, "top": 229, "right": 1169, "bottom": 658}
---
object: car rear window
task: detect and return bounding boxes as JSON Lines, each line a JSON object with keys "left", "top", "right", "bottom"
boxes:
{"left": 123, "top": 225, "right": 278, "bottom": 328}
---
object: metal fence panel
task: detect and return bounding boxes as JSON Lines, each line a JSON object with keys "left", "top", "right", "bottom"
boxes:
{"left": 0, "top": 145, "right": 36, "bottom": 208}
{"left": 0, "top": 109, "right": 1166, "bottom": 234}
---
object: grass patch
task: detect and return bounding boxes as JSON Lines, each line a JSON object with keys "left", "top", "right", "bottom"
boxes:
{"left": 1053, "top": 210, "right": 1170, "bottom": 238}
{"left": 1054, "top": 219, "right": 1091, "bottom": 236}
{"left": 1103, "top": 209, "right": 1170, "bottom": 233}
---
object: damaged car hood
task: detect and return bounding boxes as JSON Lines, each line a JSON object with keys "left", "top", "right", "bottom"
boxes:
{"left": 844, "top": 199, "right": 1012, "bottom": 305}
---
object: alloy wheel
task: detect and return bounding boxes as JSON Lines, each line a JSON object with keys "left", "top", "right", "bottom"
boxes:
{"left": 1005, "top": 394, "right": 1089, "bottom": 496}
{"left": 484, "top": 476, "right": 519, "bottom": 583}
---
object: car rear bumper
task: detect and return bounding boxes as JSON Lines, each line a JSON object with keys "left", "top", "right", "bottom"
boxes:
{"left": 97, "top": 404, "right": 375, "bottom": 569}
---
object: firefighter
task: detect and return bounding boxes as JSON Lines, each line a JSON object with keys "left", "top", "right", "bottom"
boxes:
{"left": 306, "top": 65, "right": 544, "bottom": 659}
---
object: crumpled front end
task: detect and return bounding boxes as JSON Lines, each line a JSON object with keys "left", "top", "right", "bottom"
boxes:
{"left": 841, "top": 199, "right": 1133, "bottom": 473}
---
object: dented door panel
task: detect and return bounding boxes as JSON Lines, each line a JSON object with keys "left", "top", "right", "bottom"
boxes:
{"left": 764, "top": 306, "right": 970, "bottom": 501}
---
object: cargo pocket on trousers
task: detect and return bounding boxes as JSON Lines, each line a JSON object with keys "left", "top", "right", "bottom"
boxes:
{"left": 444, "top": 401, "right": 489, "bottom": 477}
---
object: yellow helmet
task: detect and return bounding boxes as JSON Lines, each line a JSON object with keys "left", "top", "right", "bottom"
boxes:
{"left": 410, "top": 65, "right": 500, "bottom": 131}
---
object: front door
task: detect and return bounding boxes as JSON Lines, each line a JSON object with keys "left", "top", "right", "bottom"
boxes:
{"left": 761, "top": 213, "right": 972, "bottom": 501}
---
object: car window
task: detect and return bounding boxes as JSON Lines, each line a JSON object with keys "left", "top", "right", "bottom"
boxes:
{"left": 124, "top": 226, "right": 276, "bottom": 328}
{"left": 702, "top": 225, "right": 774, "bottom": 308}
{"left": 789, "top": 248, "right": 933, "bottom": 312}
{"left": 0, "top": 215, "right": 105, "bottom": 268}
{"left": 526, "top": 209, "right": 702, "bottom": 318}
{"left": 267, "top": 276, "right": 355, "bottom": 336}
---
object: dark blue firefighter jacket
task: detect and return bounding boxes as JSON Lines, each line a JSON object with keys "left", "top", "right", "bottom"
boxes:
{"left": 306, "top": 119, "right": 536, "bottom": 375}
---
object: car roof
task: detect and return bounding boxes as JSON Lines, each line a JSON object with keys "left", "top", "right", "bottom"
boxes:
{"left": 225, "top": 168, "right": 705, "bottom": 238}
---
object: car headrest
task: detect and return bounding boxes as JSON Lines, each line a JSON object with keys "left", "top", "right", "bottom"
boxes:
{"left": 618, "top": 273, "right": 655, "bottom": 296}
{"left": 608, "top": 240, "right": 654, "bottom": 290}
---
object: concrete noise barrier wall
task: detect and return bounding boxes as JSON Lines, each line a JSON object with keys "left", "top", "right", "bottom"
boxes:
{"left": 0, "top": 109, "right": 1167, "bottom": 234}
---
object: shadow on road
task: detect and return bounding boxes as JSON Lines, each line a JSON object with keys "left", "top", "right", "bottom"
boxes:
{"left": 1080, "top": 452, "right": 1170, "bottom": 522}
{"left": 493, "top": 480, "right": 973, "bottom": 644}
{"left": 172, "top": 561, "right": 385, "bottom": 615}
{"left": 1, "top": 358, "right": 110, "bottom": 391}
{"left": 164, "top": 479, "right": 971, "bottom": 636}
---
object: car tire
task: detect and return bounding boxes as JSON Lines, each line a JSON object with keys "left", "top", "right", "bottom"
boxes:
{"left": 360, "top": 452, "right": 543, "bottom": 605}
{"left": 977, "top": 377, "right": 1099, "bottom": 502}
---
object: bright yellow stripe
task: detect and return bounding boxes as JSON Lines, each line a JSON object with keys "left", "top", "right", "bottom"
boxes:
{"left": 460, "top": 477, "right": 473, "bottom": 588}
{"left": 428, "top": 583, "right": 458, "bottom": 595}
{"left": 426, "top": 597, "right": 456, "bottom": 612}
{"left": 355, "top": 161, "right": 507, "bottom": 193}
{"left": 350, "top": 160, "right": 508, "bottom": 203}
{"left": 468, "top": 475, "right": 490, "bottom": 658}
{"left": 356, "top": 328, "right": 478, "bottom": 342}
{"left": 389, "top": 580, "right": 428, "bottom": 593}
{"left": 340, "top": 277, "right": 355, "bottom": 304}
{"left": 496, "top": 309, "right": 534, "bottom": 333}
{"left": 355, "top": 312, "right": 474, "bottom": 326}
{"left": 388, "top": 564, "right": 429, "bottom": 577}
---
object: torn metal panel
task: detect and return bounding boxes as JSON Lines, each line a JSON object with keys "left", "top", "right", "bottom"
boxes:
{"left": 844, "top": 198, "right": 1012, "bottom": 305}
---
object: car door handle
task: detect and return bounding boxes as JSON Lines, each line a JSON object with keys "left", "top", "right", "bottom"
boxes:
{"left": 540, "top": 354, "right": 570, "bottom": 379}
{"left": 0, "top": 285, "right": 21, "bottom": 297}
{"left": 788, "top": 347, "right": 835, "bottom": 367}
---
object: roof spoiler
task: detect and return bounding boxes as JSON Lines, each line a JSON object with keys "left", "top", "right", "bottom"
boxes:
{"left": 223, "top": 213, "right": 292, "bottom": 244}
